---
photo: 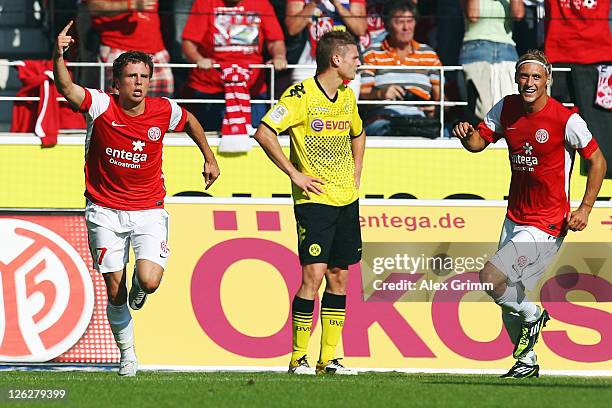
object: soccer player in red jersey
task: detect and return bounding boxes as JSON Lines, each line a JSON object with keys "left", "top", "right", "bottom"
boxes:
{"left": 453, "top": 50, "right": 607, "bottom": 378}
{"left": 53, "top": 21, "right": 220, "bottom": 376}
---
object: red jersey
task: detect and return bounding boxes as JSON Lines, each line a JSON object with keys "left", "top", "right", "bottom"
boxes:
{"left": 293, "top": 0, "right": 365, "bottom": 52}
{"left": 182, "top": 0, "right": 284, "bottom": 95}
{"left": 88, "top": 0, "right": 165, "bottom": 53}
{"left": 79, "top": 88, "right": 188, "bottom": 210}
{"left": 478, "top": 95, "right": 599, "bottom": 236}
{"left": 544, "top": 0, "right": 612, "bottom": 64}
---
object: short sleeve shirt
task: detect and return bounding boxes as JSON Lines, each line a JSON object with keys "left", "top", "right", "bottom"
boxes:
{"left": 79, "top": 87, "right": 188, "bottom": 210}
{"left": 262, "top": 77, "right": 363, "bottom": 206}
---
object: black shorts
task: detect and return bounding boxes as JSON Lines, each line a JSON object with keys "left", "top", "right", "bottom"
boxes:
{"left": 294, "top": 200, "right": 362, "bottom": 267}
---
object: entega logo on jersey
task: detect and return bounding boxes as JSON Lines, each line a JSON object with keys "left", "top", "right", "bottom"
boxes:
{"left": 511, "top": 154, "right": 538, "bottom": 171}
{"left": 511, "top": 142, "right": 538, "bottom": 172}
{"left": 511, "top": 154, "right": 538, "bottom": 166}
{"left": 105, "top": 141, "right": 148, "bottom": 169}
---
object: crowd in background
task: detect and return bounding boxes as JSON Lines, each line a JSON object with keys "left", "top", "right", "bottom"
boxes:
{"left": 10, "top": 0, "right": 612, "bottom": 147}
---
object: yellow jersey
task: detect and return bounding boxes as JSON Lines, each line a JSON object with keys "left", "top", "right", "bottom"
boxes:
{"left": 261, "top": 77, "right": 363, "bottom": 206}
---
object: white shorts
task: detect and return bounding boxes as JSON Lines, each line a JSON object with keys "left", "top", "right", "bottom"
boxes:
{"left": 85, "top": 202, "right": 170, "bottom": 273}
{"left": 489, "top": 217, "right": 563, "bottom": 290}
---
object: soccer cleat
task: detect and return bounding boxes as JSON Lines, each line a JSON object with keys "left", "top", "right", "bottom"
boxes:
{"left": 500, "top": 361, "right": 539, "bottom": 379}
{"left": 316, "top": 358, "right": 357, "bottom": 375}
{"left": 513, "top": 308, "right": 550, "bottom": 359}
{"left": 128, "top": 273, "right": 147, "bottom": 311}
{"left": 118, "top": 359, "right": 138, "bottom": 377}
{"left": 288, "top": 355, "right": 316, "bottom": 375}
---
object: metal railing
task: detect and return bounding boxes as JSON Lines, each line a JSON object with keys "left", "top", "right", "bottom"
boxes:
{"left": 0, "top": 60, "right": 572, "bottom": 139}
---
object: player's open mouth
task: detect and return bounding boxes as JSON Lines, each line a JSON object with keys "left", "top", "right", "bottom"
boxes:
{"left": 522, "top": 89, "right": 536, "bottom": 95}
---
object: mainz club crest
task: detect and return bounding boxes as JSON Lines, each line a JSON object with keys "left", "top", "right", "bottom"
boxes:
{"left": 148, "top": 126, "right": 161, "bottom": 141}
{"left": 0, "top": 219, "right": 94, "bottom": 362}
{"left": 535, "top": 129, "right": 549, "bottom": 144}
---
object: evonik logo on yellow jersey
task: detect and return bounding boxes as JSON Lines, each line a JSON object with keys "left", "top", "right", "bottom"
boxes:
{"left": 310, "top": 118, "right": 351, "bottom": 132}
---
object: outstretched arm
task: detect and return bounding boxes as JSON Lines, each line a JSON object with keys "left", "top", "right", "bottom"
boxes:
{"left": 452, "top": 121, "right": 490, "bottom": 152}
{"left": 253, "top": 124, "right": 325, "bottom": 199}
{"left": 52, "top": 20, "right": 85, "bottom": 110}
{"left": 566, "top": 148, "right": 607, "bottom": 231}
{"left": 184, "top": 111, "right": 220, "bottom": 190}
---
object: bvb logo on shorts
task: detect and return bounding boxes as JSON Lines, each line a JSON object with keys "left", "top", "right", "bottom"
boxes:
{"left": 309, "top": 243, "right": 322, "bottom": 257}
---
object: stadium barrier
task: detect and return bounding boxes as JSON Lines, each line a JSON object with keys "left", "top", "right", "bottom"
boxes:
{"left": 1, "top": 199, "right": 610, "bottom": 374}
{"left": 0, "top": 59, "right": 573, "bottom": 140}
{"left": 2, "top": 136, "right": 611, "bottom": 208}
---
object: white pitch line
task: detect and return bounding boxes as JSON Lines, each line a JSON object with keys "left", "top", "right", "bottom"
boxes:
{"left": 1, "top": 364, "right": 610, "bottom": 377}
{"left": 138, "top": 365, "right": 612, "bottom": 377}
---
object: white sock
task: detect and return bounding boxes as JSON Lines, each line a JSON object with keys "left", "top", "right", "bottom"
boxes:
{"left": 494, "top": 283, "right": 538, "bottom": 322}
{"left": 519, "top": 350, "right": 538, "bottom": 366}
{"left": 502, "top": 311, "right": 538, "bottom": 365}
{"left": 106, "top": 302, "right": 136, "bottom": 361}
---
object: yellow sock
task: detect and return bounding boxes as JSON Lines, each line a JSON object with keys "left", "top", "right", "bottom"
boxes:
{"left": 318, "top": 292, "right": 346, "bottom": 366}
{"left": 291, "top": 296, "right": 314, "bottom": 366}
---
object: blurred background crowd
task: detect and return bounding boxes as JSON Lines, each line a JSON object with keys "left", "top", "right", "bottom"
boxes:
{"left": 0, "top": 0, "right": 611, "bottom": 158}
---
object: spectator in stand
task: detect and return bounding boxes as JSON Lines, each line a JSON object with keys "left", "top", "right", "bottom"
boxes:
{"left": 360, "top": 0, "right": 442, "bottom": 137}
{"left": 360, "top": 0, "right": 387, "bottom": 51}
{"left": 285, "top": 0, "right": 367, "bottom": 97}
{"left": 181, "top": 0, "right": 287, "bottom": 132}
{"left": 513, "top": 0, "right": 545, "bottom": 55}
{"left": 459, "top": 0, "right": 524, "bottom": 123}
{"left": 172, "top": 0, "right": 193, "bottom": 59}
{"left": 435, "top": 0, "right": 464, "bottom": 69}
{"left": 545, "top": 0, "right": 612, "bottom": 179}
{"left": 85, "top": 0, "right": 174, "bottom": 97}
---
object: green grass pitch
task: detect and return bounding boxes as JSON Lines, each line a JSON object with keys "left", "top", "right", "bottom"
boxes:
{"left": 1, "top": 371, "right": 611, "bottom": 407}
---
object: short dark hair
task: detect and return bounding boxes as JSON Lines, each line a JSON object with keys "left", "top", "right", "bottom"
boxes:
{"left": 383, "top": 0, "right": 419, "bottom": 31}
{"left": 112, "top": 50, "right": 154, "bottom": 83}
{"left": 315, "top": 30, "right": 357, "bottom": 73}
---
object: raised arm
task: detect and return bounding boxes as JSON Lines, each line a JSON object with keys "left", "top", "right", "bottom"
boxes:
{"left": 253, "top": 124, "right": 324, "bottom": 198}
{"left": 87, "top": 0, "right": 155, "bottom": 16}
{"left": 566, "top": 148, "right": 607, "bottom": 231}
{"left": 452, "top": 122, "right": 490, "bottom": 152}
{"left": 183, "top": 111, "right": 220, "bottom": 189}
{"left": 52, "top": 20, "right": 85, "bottom": 110}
